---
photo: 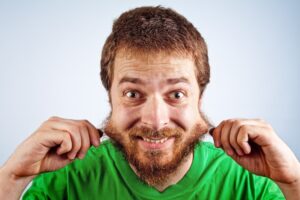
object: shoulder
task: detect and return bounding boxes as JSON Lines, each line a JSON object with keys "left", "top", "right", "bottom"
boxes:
{"left": 33, "top": 140, "right": 118, "bottom": 181}
{"left": 23, "top": 140, "right": 120, "bottom": 198}
{"left": 195, "top": 141, "right": 254, "bottom": 177}
{"left": 67, "top": 139, "right": 119, "bottom": 171}
{"left": 195, "top": 141, "right": 232, "bottom": 164}
{"left": 194, "top": 142, "right": 284, "bottom": 199}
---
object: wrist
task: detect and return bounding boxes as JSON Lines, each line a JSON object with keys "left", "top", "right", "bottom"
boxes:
{"left": 276, "top": 164, "right": 300, "bottom": 200}
{"left": 0, "top": 165, "right": 34, "bottom": 199}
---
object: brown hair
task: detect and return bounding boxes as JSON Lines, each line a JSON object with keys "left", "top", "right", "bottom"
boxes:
{"left": 100, "top": 6, "right": 210, "bottom": 97}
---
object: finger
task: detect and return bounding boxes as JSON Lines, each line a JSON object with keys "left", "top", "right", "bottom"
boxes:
{"left": 212, "top": 122, "right": 224, "bottom": 148}
{"left": 220, "top": 120, "right": 235, "bottom": 156}
{"left": 66, "top": 125, "right": 82, "bottom": 160}
{"left": 76, "top": 125, "right": 90, "bottom": 159}
{"left": 56, "top": 131, "right": 73, "bottom": 155}
{"left": 37, "top": 129, "right": 72, "bottom": 151}
{"left": 83, "top": 120, "right": 101, "bottom": 147}
{"left": 43, "top": 119, "right": 83, "bottom": 159}
{"left": 45, "top": 117, "right": 101, "bottom": 147}
{"left": 236, "top": 125, "right": 251, "bottom": 154}
{"left": 229, "top": 121, "right": 244, "bottom": 156}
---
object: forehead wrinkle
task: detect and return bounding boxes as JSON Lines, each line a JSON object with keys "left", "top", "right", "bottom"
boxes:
{"left": 116, "top": 65, "right": 192, "bottom": 84}
{"left": 113, "top": 54, "right": 197, "bottom": 88}
{"left": 114, "top": 51, "right": 195, "bottom": 73}
{"left": 116, "top": 64, "right": 185, "bottom": 76}
{"left": 115, "top": 58, "right": 194, "bottom": 77}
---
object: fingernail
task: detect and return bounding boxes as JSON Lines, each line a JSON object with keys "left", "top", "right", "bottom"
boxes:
{"left": 77, "top": 153, "right": 85, "bottom": 159}
{"left": 227, "top": 149, "right": 233, "bottom": 156}
{"left": 214, "top": 140, "right": 220, "bottom": 148}
{"left": 94, "top": 139, "right": 100, "bottom": 146}
{"left": 236, "top": 149, "right": 244, "bottom": 156}
{"left": 68, "top": 153, "right": 76, "bottom": 160}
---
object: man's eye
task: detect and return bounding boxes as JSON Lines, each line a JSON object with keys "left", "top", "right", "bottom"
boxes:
{"left": 125, "top": 91, "right": 141, "bottom": 99}
{"left": 169, "top": 91, "right": 184, "bottom": 99}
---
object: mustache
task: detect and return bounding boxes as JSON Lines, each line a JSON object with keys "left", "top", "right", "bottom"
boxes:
{"left": 127, "top": 126, "right": 183, "bottom": 139}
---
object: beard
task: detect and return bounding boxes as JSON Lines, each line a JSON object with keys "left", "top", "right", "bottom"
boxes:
{"left": 103, "top": 117, "right": 208, "bottom": 187}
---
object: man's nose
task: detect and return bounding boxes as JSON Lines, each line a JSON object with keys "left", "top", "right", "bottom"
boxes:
{"left": 141, "top": 95, "right": 170, "bottom": 130}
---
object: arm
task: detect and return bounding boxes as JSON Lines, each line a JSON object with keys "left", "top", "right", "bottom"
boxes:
{"left": 0, "top": 166, "right": 33, "bottom": 199}
{"left": 276, "top": 172, "right": 300, "bottom": 200}
{"left": 211, "top": 119, "right": 300, "bottom": 199}
{"left": 0, "top": 117, "right": 100, "bottom": 199}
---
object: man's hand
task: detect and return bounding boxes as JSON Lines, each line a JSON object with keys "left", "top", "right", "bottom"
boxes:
{"left": 211, "top": 119, "right": 300, "bottom": 199}
{"left": 0, "top": 116, "right": 101, "bottom": 199}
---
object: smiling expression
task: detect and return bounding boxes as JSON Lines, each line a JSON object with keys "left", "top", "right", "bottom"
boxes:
{"left": 103, "top": 50, "right": 209, "bottom": 186}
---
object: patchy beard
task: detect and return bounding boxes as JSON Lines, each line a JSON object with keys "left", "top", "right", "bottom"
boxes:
{"left": 103, "top": 119, "right": 207, "bottom": 187}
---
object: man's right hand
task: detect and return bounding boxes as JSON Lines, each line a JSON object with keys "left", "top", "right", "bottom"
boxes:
{"left": 0, "top": 116, "right": 101, "bottom": 199}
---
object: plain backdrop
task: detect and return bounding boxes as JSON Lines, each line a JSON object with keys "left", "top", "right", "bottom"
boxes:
{"left": 0, "top": 1, "right": 299, "bottom": 166}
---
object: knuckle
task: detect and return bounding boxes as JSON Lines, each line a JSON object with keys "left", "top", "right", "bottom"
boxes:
{"left": 255, "top": 118, "right": 265, "bottom": 122}
{"left": 72, "top": 142, "right": 81, "bottom": 151}
{"left": 234, "top": 120, "right": 243, "bottom": 128}
{"left": 63, "top": 139, "right": 72, "bottom": 148}
{"left": 237, "top": 129, "right": 248, "bottom": 142}
{"left": 69, "top": 126, "right": 81, "bottom": 135}
{"left": 220, "top": 120, "right": 227, "bottom": 126}
{"left": 76, "top": 121, "right": 88, "bottom": 131}
{"left": 237, "top": 138, "right": 245, "bottom": 146}
{"left": 81, "top": 144, "right": 90, "bottom": 154}
{"left": 222, "top": 119, "right": 230, "bottom": 125}
{"left": 82, "top": 119, "right": 90, "bottom": 125}
{"left": 227, "top": 119, "right": 234, "bottom": 123}
{"left": 48, "top": 116, "right": 60, "bottom": 121}
{"left": 62, "top": 131, "right": 71, "bottom": 140}
{"left": 222, "top": 123, "right": 230, "bottom": 131}
{"left": 62, "top": 141, "right": 72, "bottom": 151}
{"left": 239, "top": 125, "right": 248, "bottom": 133}
{"left": 78, "top": 120, "right": 87, "bottom": 127}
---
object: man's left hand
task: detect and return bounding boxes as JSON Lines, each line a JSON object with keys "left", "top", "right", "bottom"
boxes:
{"left": 211, "top": 119, "right": 300, "bottom": 187}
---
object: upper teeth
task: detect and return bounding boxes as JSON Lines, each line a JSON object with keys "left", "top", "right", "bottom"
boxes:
{"left": 143, "top": 137, "right": 168, "bottom": 144}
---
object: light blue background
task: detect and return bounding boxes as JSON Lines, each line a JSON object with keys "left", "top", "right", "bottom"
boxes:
{"left": 0, "top": 1, "right": 299, "bottom": 166}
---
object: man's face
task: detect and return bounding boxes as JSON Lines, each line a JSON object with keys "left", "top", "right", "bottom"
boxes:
{"left": 104, "top": 51, "right": 209, "bottom": 186}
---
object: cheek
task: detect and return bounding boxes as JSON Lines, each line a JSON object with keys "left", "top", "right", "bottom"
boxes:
{"left": 111, "top": 104, "right": 140, "bottom": 130}
{"left": 170, "top": 105, "right": 200, "bottom": 129}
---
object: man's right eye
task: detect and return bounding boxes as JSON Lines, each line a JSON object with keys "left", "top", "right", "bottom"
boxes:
{"left": 124, "top": 91, "right": 141, "bottom": 99}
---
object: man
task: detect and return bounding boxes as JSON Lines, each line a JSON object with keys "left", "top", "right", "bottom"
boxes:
{"left": 0, "top": 6, "right": 299, "bottom": 199}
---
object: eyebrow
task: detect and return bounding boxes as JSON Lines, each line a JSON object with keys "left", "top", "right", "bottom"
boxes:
{"left": 166, "top": 77, "right": 190, "bottom": 84}
{"left": 118, "top": 76, "right": 190, "bottom": 86}
{"left": 118, "top": 77, "right": 146, "bottom": 85}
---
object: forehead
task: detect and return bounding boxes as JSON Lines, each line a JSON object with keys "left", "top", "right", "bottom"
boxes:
{"left": 113, "top": 51, "right": 197, "bottom": 83}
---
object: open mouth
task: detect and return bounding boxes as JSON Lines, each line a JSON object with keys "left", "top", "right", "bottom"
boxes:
{"left": 142, "top": 137, "right": 168, "bottom": 144}
{"left": 136, "top": 136, "right": 175, "bottom": 150}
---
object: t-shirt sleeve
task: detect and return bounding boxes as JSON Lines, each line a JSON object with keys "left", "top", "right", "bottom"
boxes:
{"left": 22, "top": 167, "right": 68, "bottom": 200}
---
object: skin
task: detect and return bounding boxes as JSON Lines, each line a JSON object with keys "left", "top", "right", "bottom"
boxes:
{"left": 109, "top": 51, "right": 208, "bottom": 190}
{"left": 0, "top": 52, "right": 299, "bottom": 199}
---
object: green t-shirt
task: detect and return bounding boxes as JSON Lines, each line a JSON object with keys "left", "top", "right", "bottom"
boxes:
{"left": 23, "top": 140, "right": 284, "bottom": 199}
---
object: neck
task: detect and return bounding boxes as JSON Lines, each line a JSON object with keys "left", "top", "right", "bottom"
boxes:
{"left": 130, "top": 152, "right": 194, "bottom": 192}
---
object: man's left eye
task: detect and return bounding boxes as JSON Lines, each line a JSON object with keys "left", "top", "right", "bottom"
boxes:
{"left": 169, "top": 91, "right": 184, "bottom": 99}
